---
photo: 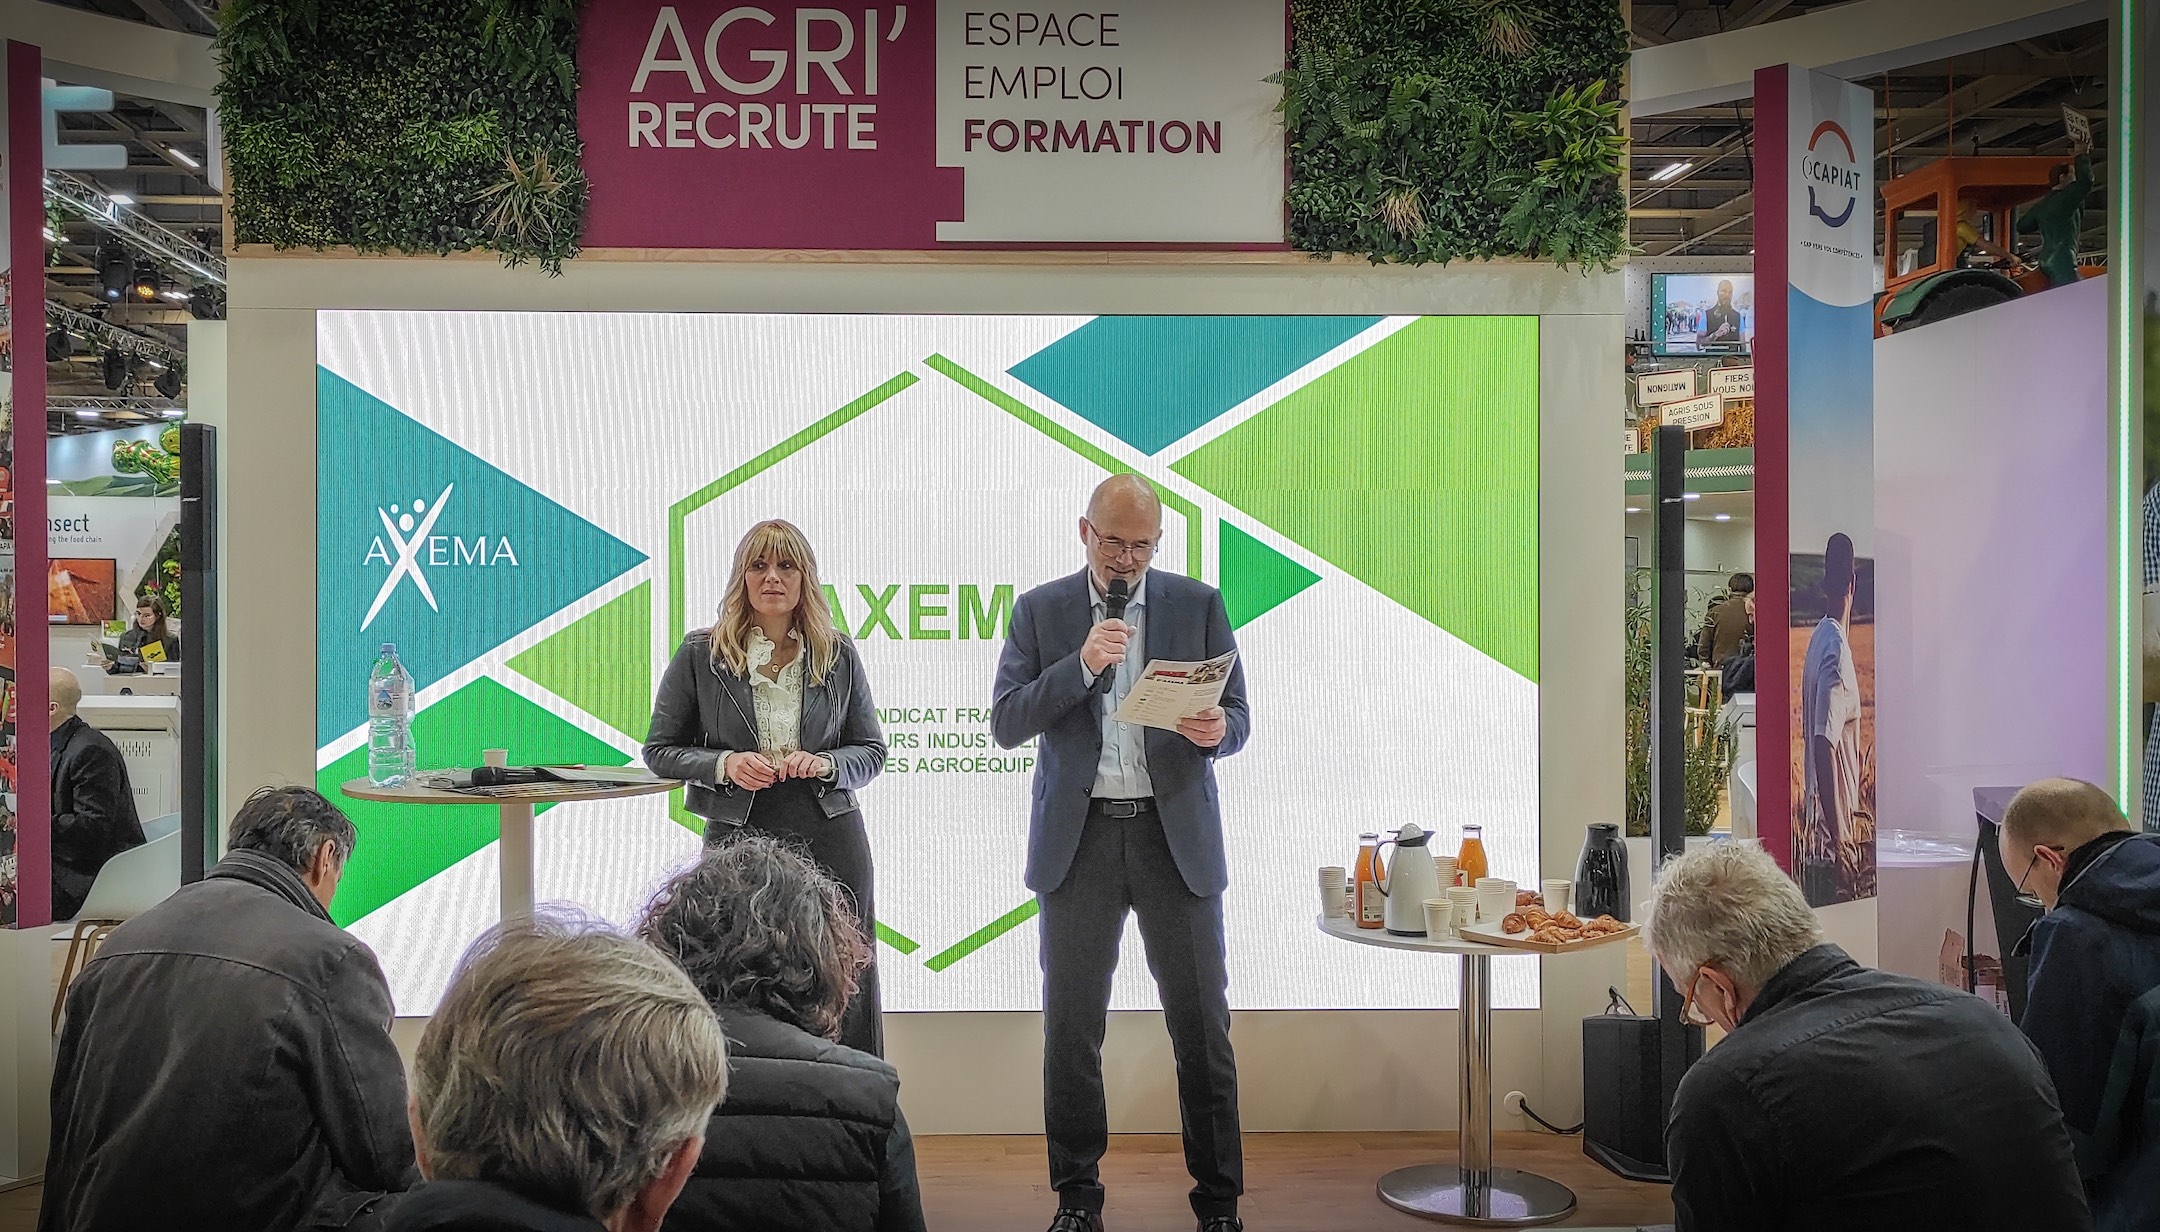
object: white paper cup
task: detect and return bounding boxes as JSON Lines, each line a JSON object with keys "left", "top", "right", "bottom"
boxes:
{"left": 1422, "top": 898, "right": 1452, "bottom": 940}
{"left": 1476, "top": 877, "right": 1510, "bottom": 893}
{"left": 483, "top": 748, "right": 509, "bottom": 768}
{"left": 1542, "top": 879, "right": 1574, "bottom": 914}
{"left": 1433, "top": 855, "right": 1459, "bottom": 890}
{"left": 1476, "top": 889, "right": 1514, "bottom": 924}
{"left": 1448, "top": 892, "right": 1480, "bottom": 934}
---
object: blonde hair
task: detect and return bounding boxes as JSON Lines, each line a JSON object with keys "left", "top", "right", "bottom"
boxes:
{"left": 710, "top": 519, "right": 841, "bottom": 686}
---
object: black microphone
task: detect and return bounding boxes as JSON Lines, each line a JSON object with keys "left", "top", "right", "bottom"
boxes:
{"left": 1095, "top": 578, "right": 1130, "bottom": 695}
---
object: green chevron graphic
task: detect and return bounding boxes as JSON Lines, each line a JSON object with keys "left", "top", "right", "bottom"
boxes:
{"left": 1172, "top": 316, "right": 1541, "bottom": 680}
{"left": 1219, "top": 521, "right": 1320, "bottom": 629}
{"left": 508, "top": 582, "right": 654, "bottom": 742}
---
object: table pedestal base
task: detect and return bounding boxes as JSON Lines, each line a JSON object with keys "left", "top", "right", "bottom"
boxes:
{"left": 1376, "top": 1165, "right": 1577, "bottom": 1227}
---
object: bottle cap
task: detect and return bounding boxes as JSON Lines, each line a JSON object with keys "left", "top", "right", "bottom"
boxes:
{"left": 1358, "top": 832, "right": 1379, "bottom": 841}
{"left": 381, "top": 643, "right": 395, "bottom": 654}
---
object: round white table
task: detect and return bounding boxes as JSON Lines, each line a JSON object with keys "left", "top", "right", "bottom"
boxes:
{"left": 341, "top": 776, "right": 679, "bottom": 921}
{"left": 1317, "top": 915, "right": 1578, "bottom": 1227}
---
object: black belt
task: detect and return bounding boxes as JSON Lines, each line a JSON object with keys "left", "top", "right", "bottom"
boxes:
{"left": 1090, "top": 798, "right": 1155, "bottom": 818}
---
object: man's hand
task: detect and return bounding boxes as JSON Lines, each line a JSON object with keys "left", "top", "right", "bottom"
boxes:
{"left": 1176, "top": 706, "right": 1228, "bottom": 749}
{"left": 1081, "top": 619, "right": 1131, "bottom": 675}
{"left": 724, "top": 751, "right": 780, "bottom": 791}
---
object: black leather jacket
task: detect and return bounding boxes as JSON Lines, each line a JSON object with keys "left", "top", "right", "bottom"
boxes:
{"left": 643, "top": 631, "right": 886, "bottom": 827}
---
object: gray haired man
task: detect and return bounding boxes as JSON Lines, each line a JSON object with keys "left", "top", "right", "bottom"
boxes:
{"left": 386, "top": 916, "right": 730, "bottom": 1232}
{"left": 1646, "top": 841, "right": 2087, "bottom": 1232}
{"left": 42, "top": 786, "right": 416, "bottom": 1232}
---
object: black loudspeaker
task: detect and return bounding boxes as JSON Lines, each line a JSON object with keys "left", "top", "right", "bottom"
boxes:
{"left": 1583, "top": 1014, "right": 1706, "bottom": 1181}
{"left": 180, "top": 424, "right": 219, "bottom": 883}
{"left": 1584, "top": 425, "right": 1705, "bottom": 1183}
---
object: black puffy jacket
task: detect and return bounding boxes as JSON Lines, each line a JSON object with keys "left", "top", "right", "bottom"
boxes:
{"left": 663, "top": 1007, "right": 924, "bottom": 1232}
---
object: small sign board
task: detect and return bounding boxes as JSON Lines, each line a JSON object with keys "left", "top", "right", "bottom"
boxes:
{"left": 1710, "top": 366, "right": 1754, "bottom": 398}
{"left": 1637, "top": 369, "right": 1697, "bottom": 406}
{"left": 1624, "top": 427, "right": 1642, "bottom": 455}
{"left": 1661, "top": 394, "right": 1725, "bottom": 432}
{"left": 2062, "top": 105, "right": 2091, "bottom": 146}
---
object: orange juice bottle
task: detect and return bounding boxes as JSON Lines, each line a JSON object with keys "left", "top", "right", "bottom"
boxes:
{"left": 1457, "top": 824, "right": 1489, "bottom": 888}
{"left": 1354, "top": 833, "right": 1385, "bottom": 929}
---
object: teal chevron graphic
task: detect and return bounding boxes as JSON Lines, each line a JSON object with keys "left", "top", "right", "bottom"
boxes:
{"left": 316, "top": 369, "right": 648, "bottom": 744}
{"left": 1007, "top": 316, "right": 1382, "bottom": 455}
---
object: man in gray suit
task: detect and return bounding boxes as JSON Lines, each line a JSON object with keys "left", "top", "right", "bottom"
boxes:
{"left": 992, "top": 474, "right": 1251, "bottom": 1232}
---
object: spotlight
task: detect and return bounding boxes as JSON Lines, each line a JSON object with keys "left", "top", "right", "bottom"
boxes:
{"left": 131, "top": 265, "right": 161, "bottom": 302}
{"left": 154, "top": 366, "right": 183, "bottom": 399}
{"left": 102, "top": 348, "right": 133, "bottom": 391}
{"left": 100, "top": 250, "right": 130, "bottom": 302}
{"left": 106, "top": 193, "right": 134, "bottom": 206}
{"left": 186, "top": 284, "right": 226, "bottom": 321}
{"left": 46, "top": 328, "right": 73, "bottom": 362}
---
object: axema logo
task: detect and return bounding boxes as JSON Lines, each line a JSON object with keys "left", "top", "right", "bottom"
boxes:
{"left": 359, "top": 482, "right": 522, "bottom": 630}
{"left": 1800, "top": 120, "right": 1861, "bottom": 228}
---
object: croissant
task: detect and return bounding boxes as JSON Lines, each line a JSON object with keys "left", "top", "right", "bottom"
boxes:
{"left": 1501, "top": 913, "right": 1530, "bottom": 935}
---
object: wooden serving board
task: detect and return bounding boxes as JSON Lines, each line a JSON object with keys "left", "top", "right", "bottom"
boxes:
{"left": 1458, "top": 919, "right": 1641, "bottom": 954}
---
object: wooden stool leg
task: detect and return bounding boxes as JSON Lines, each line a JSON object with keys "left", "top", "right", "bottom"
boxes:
{"left": 53, "top": 921, "right": 93, "bottom": 1032}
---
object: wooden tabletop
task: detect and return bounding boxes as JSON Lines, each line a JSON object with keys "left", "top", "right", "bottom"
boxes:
{"left": 340, "top": 774, "right": 680, "bottom": 805}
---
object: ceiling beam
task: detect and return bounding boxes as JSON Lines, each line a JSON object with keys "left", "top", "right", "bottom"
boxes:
{"left": 1729, "top": 0, "right": 1801, "bottom": 29}
{"left": 1646, "top": 192, "right": 1756, "bottom": 256}
{"left": 124, "top": 0, "right": 196, "bottom": 32}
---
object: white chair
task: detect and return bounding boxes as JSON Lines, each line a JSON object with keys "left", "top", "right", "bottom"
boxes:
{"left": 52, "top": 813, "right": 182, "bottom": 1029}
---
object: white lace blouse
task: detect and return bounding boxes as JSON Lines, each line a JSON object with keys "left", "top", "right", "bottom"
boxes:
{"left": 745, "top": 627, "right": 806, "bottom": 756}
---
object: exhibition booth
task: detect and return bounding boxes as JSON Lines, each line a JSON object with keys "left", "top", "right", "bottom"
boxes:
{"left": 0, "top": 0, "right": 2150, "bottom": 1228}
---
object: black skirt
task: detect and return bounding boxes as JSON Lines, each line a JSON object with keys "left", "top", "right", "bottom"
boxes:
{"left": 706, "top": 778, "right": 884, "bottom": 1057}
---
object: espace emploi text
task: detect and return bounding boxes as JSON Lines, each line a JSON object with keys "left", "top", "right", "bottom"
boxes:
{"left": 622, "top": 8, "right": 1225, "bottom": 156}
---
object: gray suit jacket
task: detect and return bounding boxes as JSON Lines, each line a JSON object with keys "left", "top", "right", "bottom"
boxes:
{"left": 991, "top": 569, "right": 1249, "bottom": 896}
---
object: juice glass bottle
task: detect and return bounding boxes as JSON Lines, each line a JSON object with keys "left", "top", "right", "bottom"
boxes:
{"left": 1354, "top": 832, "right": 1385, "bottom": 929}
{"left": 1457, "top": 823, "right": 1490, "bottom": 888}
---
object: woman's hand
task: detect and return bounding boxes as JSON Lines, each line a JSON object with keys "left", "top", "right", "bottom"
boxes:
{"left": 780, "top": 750, "right": 833, "bottom": 781}
{"left": 723, "top": 751, "right": 780, "bottom": 791}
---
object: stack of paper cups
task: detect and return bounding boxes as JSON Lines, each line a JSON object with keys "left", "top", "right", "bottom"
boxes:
{"left": 1446, "top": 886, "right": 1480, "bottom": 934}
{"left": 1318, "top": 867, "right": 1349, "bottom": 919}
{"left": 1433, "top": 854, "right": 1460, "bottom": 891}
{"left": 1542, "top": 878, "right": 1574, "bottom": 914}
{"left": 1475, "top": 877, "right": 1517, "bottom": 924}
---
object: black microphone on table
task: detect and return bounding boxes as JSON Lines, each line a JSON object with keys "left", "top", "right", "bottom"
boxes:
{"left": 1095, "top": 577, "right": 1130, "bottom": 695}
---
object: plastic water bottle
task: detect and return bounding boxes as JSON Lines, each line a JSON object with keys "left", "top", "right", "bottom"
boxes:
{"left": 367, "top": 643, "right": 417, "bottom": 787}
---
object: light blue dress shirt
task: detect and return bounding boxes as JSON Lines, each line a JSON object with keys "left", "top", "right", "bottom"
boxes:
{"left": 1081, "top": 574, "right": 1154, "bottom": 800}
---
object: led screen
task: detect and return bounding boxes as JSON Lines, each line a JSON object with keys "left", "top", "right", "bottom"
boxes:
{"left": 1653, "top": 273, "right": 1755, "bottom": 353}
{"left": 315, "top": 313, "right": 1542, "bottom": 1013}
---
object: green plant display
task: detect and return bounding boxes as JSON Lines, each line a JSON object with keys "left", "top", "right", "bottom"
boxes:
{"left": 1624, "top": 572, "right": 1734, "bottom": 838}
{"left": 216, "top": 0, "right": 585, "bottom": 273}
{"left": 1275, "top": 0, "right": 1628, "bottom": 269}
{"left": 54, "top": 427, "right": 183, "bottom": 497}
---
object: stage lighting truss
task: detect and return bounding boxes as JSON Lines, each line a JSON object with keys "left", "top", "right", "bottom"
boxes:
{"left": 44, "top": 171, "right": 226, "bottom": 288}
{"left": 45, "top": 300, "right": 186, "bottom": 373}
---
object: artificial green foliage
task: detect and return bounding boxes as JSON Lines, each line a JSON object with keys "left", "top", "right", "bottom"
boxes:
{"left": 217, "top": 0, "right": 585, "bottom": 273}
{"left": 1624, "top": 572, "right": 1731, "bottom": 838}
{"left": 1277, "top": 0, "right": 1629, "bottom": 269}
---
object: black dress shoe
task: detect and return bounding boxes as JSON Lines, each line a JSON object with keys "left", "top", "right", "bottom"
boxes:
{"left": 1196, "top": 1217, "right": 1242, "bottom": 1232}
{"left": 1048, "top": 1208, "right": 1104, "bottom": 1232}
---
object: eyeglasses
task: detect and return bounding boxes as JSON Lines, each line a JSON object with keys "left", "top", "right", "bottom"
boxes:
{"left": 1679, "top": 968, "right": 1722, "bottom": 1028}
{"left": 2013, "top": 844, "right": 2065, "bottom": 910}
{"left": 1089, "top": 531, "right": 1156, "bottom": 562}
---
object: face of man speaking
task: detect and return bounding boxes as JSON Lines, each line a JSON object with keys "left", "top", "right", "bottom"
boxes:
{"left": 1077, "top": 475, "right": 1161, "bottom": 595}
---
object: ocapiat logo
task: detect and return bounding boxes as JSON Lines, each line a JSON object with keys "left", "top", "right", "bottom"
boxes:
{"left": 359, "top": 483, "right": 521, "bottom": 630}
{"left": 1800, "top": 120, "right": 1861, "bottom": 228}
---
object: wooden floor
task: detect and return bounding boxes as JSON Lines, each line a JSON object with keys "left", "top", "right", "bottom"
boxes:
{"left": 3, "top": 1133, "right": 1672, "bottom": 1232}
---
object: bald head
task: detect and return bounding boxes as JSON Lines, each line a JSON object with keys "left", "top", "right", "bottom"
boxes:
{"left": 1087, "top": 473, "right": 1160, "bottom": 527}
{"left": 2004, "top": 778, "right": 2128, "bottom": 851}
{"left": 50, "top": 667, "right": 82, "bottom": 730}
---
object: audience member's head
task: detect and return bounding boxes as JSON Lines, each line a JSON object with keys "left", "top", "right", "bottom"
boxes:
{"left": 1645, "top": 841, "right": 1825, "bottom": 1031}
{"left": 226, "top": 786, "right": 357, "bottom": 908}
{"left": 49, "top": 667, "right": 82, "bottom": 731}
{"left": 1729, "top": 572, "right": 1754, "bottom": 596}
{"left": 640, "top": 834, "right": 870, "bottom": 1043}
{"left": 412, "top": 914, "right": 729, "bottom": 1232}
{"left": 2001, "top": 777, "right": 2131, "bottom": 910}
